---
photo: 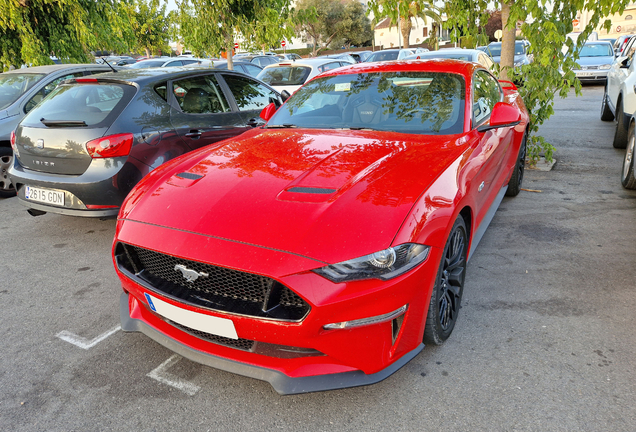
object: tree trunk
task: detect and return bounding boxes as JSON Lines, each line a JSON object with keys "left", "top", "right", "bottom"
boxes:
{"left": 401, "top": 17, "right": 411, "bottom": 48}
{"left": 145, "top": 47, "right": 150, "bottom": 58}
{"left": 226, "top": 33, "right": 234, "bottom": 71}
{"left": 500, "top": 1, "right": 516, "bottom": 81}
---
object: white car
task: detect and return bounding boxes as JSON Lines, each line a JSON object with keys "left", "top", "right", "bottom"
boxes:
{"left": 365, "top": 49, "right": 415, "bottom": 62}
{"left": 602, "top": 36, "right": 636, "bottom": 148}
{"left": 256, "top": 58, "right": 355, "bottom": 94}
{"left": 403, "top": 48, "right": 495, "bottom": 71}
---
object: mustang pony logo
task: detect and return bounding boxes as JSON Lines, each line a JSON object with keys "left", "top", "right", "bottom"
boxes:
{"left": 174, "top": 264, "right": 209, "bottom": 282}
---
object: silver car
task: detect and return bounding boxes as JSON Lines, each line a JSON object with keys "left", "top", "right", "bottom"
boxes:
{"left": 573, "top": 41, "right": 614, "bottom": 83}
{"left": 403, "top": 49, "right": 495, "bottom": 71}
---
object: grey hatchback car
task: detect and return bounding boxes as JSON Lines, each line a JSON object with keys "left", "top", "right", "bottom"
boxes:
{"left": 8, "top": 67, "right": 283, "bottom": 217}
{"left": 0, "top": 64, "right": 116, "bottom": 197}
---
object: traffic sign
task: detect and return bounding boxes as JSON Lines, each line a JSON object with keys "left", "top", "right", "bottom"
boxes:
{"left": 234, "top": 42, "right": 239, "bottom": 49}
{"left": 281, "top": 40, "right": 286, "bottom": 47}
{"left": 572, "top": 19, "right": 579, "bottom": 27}
{"left": 494, "top": 29, "right": 502, "bottom": 41}
{"left": 617, "top": 25, "right": 622, "bottom": 32}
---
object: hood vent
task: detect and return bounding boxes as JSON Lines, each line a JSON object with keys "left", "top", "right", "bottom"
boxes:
{"left": 287, "top": 187, "right": 336, "bottom": 194}
{"left": 176, "top": 172, "right": 203, "bottom": 180}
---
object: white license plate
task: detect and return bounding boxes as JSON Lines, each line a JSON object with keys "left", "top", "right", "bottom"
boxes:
{"left": 144, "top": 293, "right": 238, "bottom": 339}
{"left": 578, "top": 72, "right": 595, "bottom": 77}
{"left": 25, "top": 186, "right": 65, "bottom": 206}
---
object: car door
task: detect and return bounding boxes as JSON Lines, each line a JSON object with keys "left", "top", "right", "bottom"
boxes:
{"left": 607, "top": 37, "right": 636, "bottom": 110}
{"left": 218, "top": 72, "right": 282, "bottom": 128}
{"left": 169, "top": 73, "right": 245, "bottom": 151}
{"left": 470, "top": 70, "right": 511, "bottom": 220}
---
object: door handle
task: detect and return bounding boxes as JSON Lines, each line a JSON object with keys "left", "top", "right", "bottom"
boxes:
{"left": 185, "top": 130, "right": 202, "bottom": 138}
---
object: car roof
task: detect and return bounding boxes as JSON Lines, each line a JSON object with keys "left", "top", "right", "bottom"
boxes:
{"left": 2, "top": 64, "right": 113, "bottom": 75}
{"left": 262, "top": 58, "right": 350, "bottom": 69}
{"left": 584, "top": 40, "right": 612, "bottom": 45}
{"left": 84, "top": 66, "right": 247, "bottom": 85}
{"left": 315, "top": 58, "right": 478, "bottom": 79}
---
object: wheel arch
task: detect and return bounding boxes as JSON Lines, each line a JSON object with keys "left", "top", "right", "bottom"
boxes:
{"left": 0, "top": 140, "right": 11, "bottom": 148}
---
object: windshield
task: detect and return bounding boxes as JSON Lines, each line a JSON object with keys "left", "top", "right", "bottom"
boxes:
{"left": 488, "top": 42, "right": 526, "bottom": 57}
{"left": 23, "top": 83, "right": 136, "bottom": 127}
{"left": 127, "top": 60, "right": 166, "bottom": 69}
{"left": 268, "top": 71, "right": 465, "bottom": 135}
{"left": 0, "top": 73, "right": 45, "bottom": 110}
{"left": 367, "top": 51, "right": 399, "bottom": 62}
{"left": 257, "top": 66, "right": 312, "bottom": 86}
{"left": 580, "top": 43, "right": 613, "bottom": 57}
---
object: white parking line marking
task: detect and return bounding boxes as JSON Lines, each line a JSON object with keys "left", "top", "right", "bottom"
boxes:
{"left": 147, "top": 354, "right": 200, "bottom": 396}
{"left": 56, "top": 325, "right": 121, "bottom": 350}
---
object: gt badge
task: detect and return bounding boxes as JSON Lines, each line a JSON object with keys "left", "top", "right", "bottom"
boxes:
{"left": 174, "top": 264, "right": 208, "bottom": 282}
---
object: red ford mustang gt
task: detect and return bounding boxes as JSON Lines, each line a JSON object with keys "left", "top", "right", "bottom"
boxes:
{"left": 112, "top": 60, "right": 529, "bottom": 394}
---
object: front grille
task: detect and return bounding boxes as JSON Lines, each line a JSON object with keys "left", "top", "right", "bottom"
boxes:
{"left": 168, "top": 319, "right": 255, "bottom": 351}
{"left": 116, "top": 242, "right": 310, "bottom": 321}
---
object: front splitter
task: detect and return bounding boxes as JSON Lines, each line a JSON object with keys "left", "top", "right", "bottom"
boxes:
{"left": 119, "top": 292, "right": 424, "bottom": 395}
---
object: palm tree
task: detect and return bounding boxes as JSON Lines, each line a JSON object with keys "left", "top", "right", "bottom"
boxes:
{"left": 369, "top": 0, "right": 442, "bottom": 49}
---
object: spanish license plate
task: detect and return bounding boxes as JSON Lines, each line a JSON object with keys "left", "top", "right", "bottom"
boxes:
{"left": 578, "top": 72, "right": 595, "bottom": 77}
{"left": 144, "top": 293, "right": 238, "bottom": 339}
{"left": 25, "top": 186, "right": 65, "bottom": 206}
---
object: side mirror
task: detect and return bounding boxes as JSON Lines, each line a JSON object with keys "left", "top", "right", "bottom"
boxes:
{"left": 619, "top": 56, "right": 630, "bottom": 68}
{"left": 477, "top": 102, "right": 521, "bottom": 132}
{"left": 259, "top": 102, "right": 278, "bottom": 121}
{"left": 280, "top": 90, "right": 291, "bottom": 102}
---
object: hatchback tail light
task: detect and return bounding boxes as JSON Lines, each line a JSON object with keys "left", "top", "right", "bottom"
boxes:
{"left": 86, "top": 133, "right": 134, "bottom": 158}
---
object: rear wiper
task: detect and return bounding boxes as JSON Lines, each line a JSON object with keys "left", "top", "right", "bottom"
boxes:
{"left": 40, "top": 118, "right": 87, "bottom": 127}
{"left": 265, "top": 124, "right": 297, "bottom": 129}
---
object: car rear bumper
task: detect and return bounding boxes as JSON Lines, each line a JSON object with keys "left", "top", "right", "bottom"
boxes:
{"left": 8, "top": 156, "right": 143, "bottom": 217}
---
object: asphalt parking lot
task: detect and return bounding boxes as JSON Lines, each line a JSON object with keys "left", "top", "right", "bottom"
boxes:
{"left": 1, "top": 84, "right": 635, "bottom": 431}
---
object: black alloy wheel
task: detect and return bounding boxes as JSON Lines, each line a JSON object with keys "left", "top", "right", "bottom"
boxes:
{"left": 613, "top": 99, "right": 628, "bottom": 149}
{"left": 505, "top": 132, "right": 527, "bottom": 197}
{"left": 423, "top": 216, "right": 468, "bottom": 345}
{"left": 0, "top": 147, "right": 15, "bottom": 198}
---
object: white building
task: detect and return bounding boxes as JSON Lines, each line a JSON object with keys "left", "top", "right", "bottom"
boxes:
{"left": 373, "top": 16, "right": 449, "bottom": 49}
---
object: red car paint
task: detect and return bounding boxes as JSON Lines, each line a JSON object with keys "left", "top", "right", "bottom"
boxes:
{"left": 113, "top": 60, "right": 529, "bottom": 393}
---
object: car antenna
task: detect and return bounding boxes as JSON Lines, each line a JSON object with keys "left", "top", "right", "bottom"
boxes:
{"left": 103, "top": 59, "right": 118, "bottom": 73}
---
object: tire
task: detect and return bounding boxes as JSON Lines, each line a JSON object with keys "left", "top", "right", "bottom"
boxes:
{"left": 601, "top": 86, "right": 614, "bottom": 121}
{"left": 0, "top": 147, "right": 15, "bottom": 198}
{"left": 613, "top": 99, "right": 628, "bottom": 149}
{"left": 423, "top": 216, "right": 468, "bottom": 345}
{"left": 621, "top": 121, "right": 636, "bottom": 189}
{"left": 505, "top": 132, "right": 527, "bottom": 197}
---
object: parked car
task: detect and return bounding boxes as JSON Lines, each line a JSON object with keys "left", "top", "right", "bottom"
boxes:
{"left": 621, "top": 112, "right": 636, "bottom": 189}
{"left": 350, "top": 51, "right": 373, "bottom": 63}
{"left": 486, "top": 40, "right": 533, "bottom": 66}
{"left": 234, "top": 55, "right": 280, "bottom": 68}
{"left": 8, "top": 67, "right": 285, "bottom": 217}
{"left": 276, "top": 53, "right": 302, "bottom": 61}
{"left": 613, "top": 35, "right": 634, "bottom": 57}
{"left": 365, "top": 48, "right": 415, "bottom": 62}
{"left": 113, "top": 60, "right": 529, "bottom": 395}
{"left": 319, "top": 53, "right": 357, "bottom": 63}
{"left": 208, "top": 60, "right": 263, "bottom": 77}
{"left": 256, "top": 57, "right": 355, "bottom": 94}
{"left": 126, "top": 58, "right": 204, "bottom": 69}
{"left": 571, "top": 41, "right": 614, "bottom": 83}
{"left": 0, "top": 64, "right": 116, "bottom": 198}
{"left": 404, "top": 48, "right": 496, "bottom": 71}
{"left": 601, "top": 38, "right": 636, "bottom": 148}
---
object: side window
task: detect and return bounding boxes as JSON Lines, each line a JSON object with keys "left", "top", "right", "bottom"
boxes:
{"left": 624, "top": 40, "right": 636, "bottom": 66}
{"left": 222, "top": 74, "right": 281, "bottom": 110}
{"left": 24, "top": 72, "right": 84, "bottom": 113}
{"left": 472, "top": 70, "right": 502, "bottom": 126}
{"left": 318, "top": 62, "right": 340, "bottom": 73}
{"left": 242, "top": 64, "right": 262, "bottom": 77}
{"left": 172, "top": 75, "right": 230, "bottom": 114}
{"left": 166, "top": 60, "right": 183, "bottom": 67}
{"left": 154, "top": 82, "right": 168, "bottom": 101}
{"left": 251, "top": 58, "right": 263, "bottom": 67}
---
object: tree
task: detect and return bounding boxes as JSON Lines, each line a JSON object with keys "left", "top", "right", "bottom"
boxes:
{"left": 442, "top": 0, "right": 490, "bottom": 48}
{"left": 243, "top": 4, "right": 296, "bottom": 54}
{"left": 295, "top": 0, "right": 346, "bottom": 57}
{"left": 0, "top": 0, "right": 133, "bottom": 69}
{"left": 367, "top": 0, "right": 441, "bottom": 49}
{"left": 128, "top": 0, "right": 172, "bottom": 58}
{"left": 445, "top": 0, "right": 633, "bottom": 164}
{"left": 175, "top": 0, "right": 293, "bottom": 69}
{"left": 331, "top": 1, "right": 373, "bottom": 49}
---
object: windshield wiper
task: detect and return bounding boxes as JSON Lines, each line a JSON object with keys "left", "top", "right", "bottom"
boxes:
{"left": 334, "top": 127, "right": 377, "bottom": 131}
{"left": 265, "top": 123, "right": 297, "bottom": 129}
{"left": 40, "top": 118, "right": 87, "bottom": 127}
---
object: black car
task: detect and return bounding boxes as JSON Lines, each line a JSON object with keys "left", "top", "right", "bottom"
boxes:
{"left": 235, "top": 55, "right": 280, "bottom": 67}
{"left": 0, "top": 64, "right": 117, "bottom": 198}
{"left": 210, "top": 60, "right": 263, "bottom": 77}
{"left": 8, "top": 67, "right": 285, "bottom": 217}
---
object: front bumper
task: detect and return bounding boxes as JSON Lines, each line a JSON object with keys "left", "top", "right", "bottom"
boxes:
{"left": 114, "top": 218, "right": 441, "bottom": 394}
{"left": 574, "top": 70, "right": 609, "bottom": 82}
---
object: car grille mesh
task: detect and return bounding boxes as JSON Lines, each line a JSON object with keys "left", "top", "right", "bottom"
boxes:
{"left": 116, "top": 243, "right": 310, "bottom": 321}
{"left": 167, "top": 319, "right": 255, "bottom": 351}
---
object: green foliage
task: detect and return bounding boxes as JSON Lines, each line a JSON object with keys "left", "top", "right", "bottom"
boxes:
{"left": 0, "top": 0, "right": 134, "bottom": 69}
{"left": 127, "top": 0, "right": 172, "bottom": 57}
{"left": 445, "top": 0, "right": 632, "bottom": 165}
{"left": 368, "top": 0, "right": 441, "bottom": 49}
{"left": 296, "top": 0, "right": 371, "bottom": 56}
{"left": 442, "top": 0, "right": 490, "bottom": 48}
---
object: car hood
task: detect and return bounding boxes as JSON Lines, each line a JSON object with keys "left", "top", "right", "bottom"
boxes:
{"left": 491, "top": 54, "right": 526, "bottom": 64}
{"left": 122, "top": 129, "right": 467, "bottom": 264}
{"left": 576, "top": 56, "right": 614, "bottom": 67}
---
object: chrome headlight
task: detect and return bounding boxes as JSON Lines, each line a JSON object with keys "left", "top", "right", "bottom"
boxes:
{"left": 313, "top": 243, "right": 430, "bottom": 283}
{"left": 599, "top": 64, "right": 612, "bottom": 70}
